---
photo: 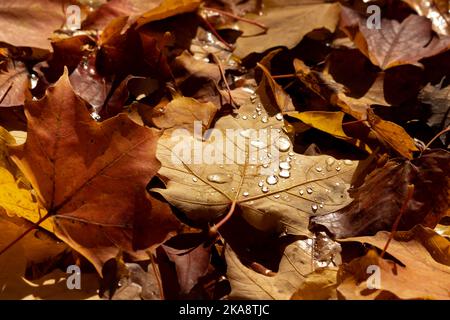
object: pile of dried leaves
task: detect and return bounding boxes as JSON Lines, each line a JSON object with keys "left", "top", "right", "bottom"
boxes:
{"left": 0, "top": 0, "right": 449, "bottom": 300}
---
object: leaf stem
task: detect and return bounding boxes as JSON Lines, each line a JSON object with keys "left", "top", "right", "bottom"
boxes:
{"left": 201, "top": 6, "right": 269, "bottom": 31}
{"left": 424, "top": 126, "right": 449, "bottom": 150}
{"left": 380, "top": 184, "right": 414, "bottom": 258}
{"left": 0, "top": 212, "right": 51, "bottom": 256}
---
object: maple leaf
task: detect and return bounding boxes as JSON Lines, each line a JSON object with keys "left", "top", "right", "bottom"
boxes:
{"left": 0, "top": 60, "right": 29, "bottom": 107}
{"left": 6, "top": 70, "right": 179, "bottom": 274}
{"left": 312, "top": 150, "right": 450, "bottom": 238}
{"left": 293, "top": 58, "right": 418, "bottom": 159}
{"left": 402, "top": 0, "right": 450, "bottom": 35}
{"left": 153, "top": 94, "right": 358, "bottom": 237}
{"left": 0, "top": 0, "right": 70, "bottom": 50}
{"left": 225, "top": 241, "right": 312, "bottom": 300}
{"left": 340, "top": 7, "right": 450, "bottom": 70}
{"left": 338, "top": 225, "right": 450, "bottom": 300}
{"left": 233, "top": 2, "right": 341, "bottom": 58}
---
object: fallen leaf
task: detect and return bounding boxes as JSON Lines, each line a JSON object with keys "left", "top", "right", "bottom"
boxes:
{"left": 8, "top": 69, "right": 179, "bottom": 274}
{"left": 0, "top": 0, "right": 70, "bottom": 50}
{"left": 153, "top": 93, "right": 358, "bottom": 236}
{"left": 340, "top": 7, "right": 450, "bottom": 70}
{"left": 233, "top": 2, "right": 340, "bottom": 58}
{"left": 226, "top": 240, "right": 313, "bottom": 300}
{"left": 337, "top": 225, "right": 450, "bottom": 300}
{"left": 83, "top": 0, "right": 163, "bottom": 30}
{"left": 0, "top": 60, "right": 29, "bottom": 107}
{"left": 419, "top": 81, "right": 450, "bottom": 139}
{"left": 402, "top": 0, "right": 450, "bottom": 35}
{"left": 312, "top": 150, "right": 450, "bottom": 238}
{"left": 135, "top": 0, "right": 202, "bottom": 29}
{"left": 293, "top": 58, "right": 418, "bottom": 158}
{"left": 162, "top": 237, "right": 211, "bottom": 295}
{"left": 290, "top": 267, "right": 338, "bottom": 300}
{"left": 153, "top": 96, "right": 217, "bottom": 132}
{"left": 257, "top": 61, "right": 295, "bottom": 113}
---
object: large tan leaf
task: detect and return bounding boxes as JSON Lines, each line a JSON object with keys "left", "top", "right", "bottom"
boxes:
{"left": 0, "top": 0, "right": 70, "bottom": 50}
{"left": 7, "top": 70, "right": 179, "bottom": 274}
{"left": 233, "top": 3, "right": 340, "bottom": 58}
{"left": 226, "top": 241, "right": 313, "bottom": 299}
{"left": 153, "top": 93, "right": 358, "bottom": 236}
{"left": 340, "top": 7, "right": 450, "bottom": 70}
{"left": 338, "top": 225, "right": 450, "bottom": 300}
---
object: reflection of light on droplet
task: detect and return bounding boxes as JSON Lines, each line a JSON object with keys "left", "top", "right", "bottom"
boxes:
{"left": 207, "top": 173, "right": 231, "bottom": 184}
{"left": 275, "top": 113, "right": 283, "bottom": 121}
{"left": 266, "top": 175, "right": 278, "bottom": 185}
{"left": 279, "top": 162, "right": 291, "bottom": 170}
{"left": 299, "top": 189, "right": 304, "bottom": 195}
{"left": 243, "top": 191, "right": 249, "bottom": 197}
{"left": 344, "top": 160, "right": 353, "bottom": 165}
{"left": 311, "top": 204, "right": 318, "bottom": 212}
{"left": 274, "top": 194, "right": 280, "bottom": 199}
{"left": 242, "top": 115, "right": 248, "bottom": 120}
{"left": 192, "top": 177, "right": 198, "bottom": 182}
{"left": 279, "top": 169, "right": 290, "bottom": 178}
{"left": 336, "top": 166, "right": 341, "bottom": 172}
{"left": 307, "top": 187, "right": 313, "bottom": 194}
{"left": 261, "top": 186, "right": 269, "bottom": 193}
{"left": 261, "top": 116, "right": 268, "bottom": 123}
{"left": 315, "top": 166, "right": 323, "bottom": 172}
{"left": 276, "top": 137, "right": 291, "bottom": 152}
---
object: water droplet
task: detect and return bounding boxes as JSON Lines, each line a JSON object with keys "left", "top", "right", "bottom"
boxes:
{"left": 288, "top": 152, "right": 295, "bottom": 157}
{"left": 266, "top": 175, "right": 278, "bottom": 185}
{"left": 279, "top": 162, "right": 291, "bottom": 170}
{"left": 344, "top": 160, "right": 353, "bottom": 165}
{"left": 319, "top": 203, "right": 324, "bottom": 208}
{"left": 262, "top": 163, "right": 269, "bottom": 168}
{"left": 242, "top": 115, "right": 248, "bottom": 120}
{"left": 307, "top": 187, "right": 313, "bottom": 194}
{"left": 274, "top": 194, "right": 280, "bottom": 199}
{"left": 261, "top": 186, "right": 269, "bottom": 193}
{"left": 275, "top": 113, "right": 283, "bottom": 121}
{"left": 252, "top": 114, "right": 257, "bottom": 119}
{"left": 258, "top": 181, "right": 264, "bottom": 187}
{"left": 326, "top": 157, "right": 335, "bottom": 166}
{"left": 311, "top": 204, "right": 318, "bottom": 212}
{"left": 192, "top": 177, "right": 198, "bottom": 182}
{"left": 250, "top": 140, "right": 265, "bottom": 148}
{"left": 257, "top": 111, "right": 262, "bottom": 116}
{"left": 257, "top": 103, "right": 263, "bottom": 109}
{"left": 250, "top": 95, "right": 257, "bottom": 103}
{"left": 231, "top": 187, "right": 235, "bottom": 192}
{"left": 335, "top": 166, "right": 341, "bottom": 172}
{"left": 243, "top": 191, "right": 249, "bottom": 197}
{"left": 279, "top": 169, "right": 290, "bottom": 178}
{"left": 207, "top": 173, "right": 231, "bottom": 184}
{"left": 299, "top": 189, "right": 304, "bottom": 195}
{"left": 261, "top": 116, "right": 268, "bottom": 123}
{"left": 276, "top": 137, "right": 291, "bottom": 152}
{"left": 335, "top": 182, "right": 340, "bottom": 187}
{"left": 315, "top": 166, "right": 323, "bottom": 172}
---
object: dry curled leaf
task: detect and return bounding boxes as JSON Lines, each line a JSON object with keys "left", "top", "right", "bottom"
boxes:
{"left": 340, "top": 7, "right": 450, "bottom": 70}
{"left": 338, "top": 225, "right": 450, "bottom": 300}
{"left": 312, "top": 150, "right": 450, "bottom": 238}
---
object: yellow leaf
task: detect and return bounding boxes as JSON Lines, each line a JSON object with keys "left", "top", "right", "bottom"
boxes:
{"left": 0, "top": 127, "right": 51, "bottom": 231}
{"left": 288, "top": 111, "right": 348, "bottom": 139}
